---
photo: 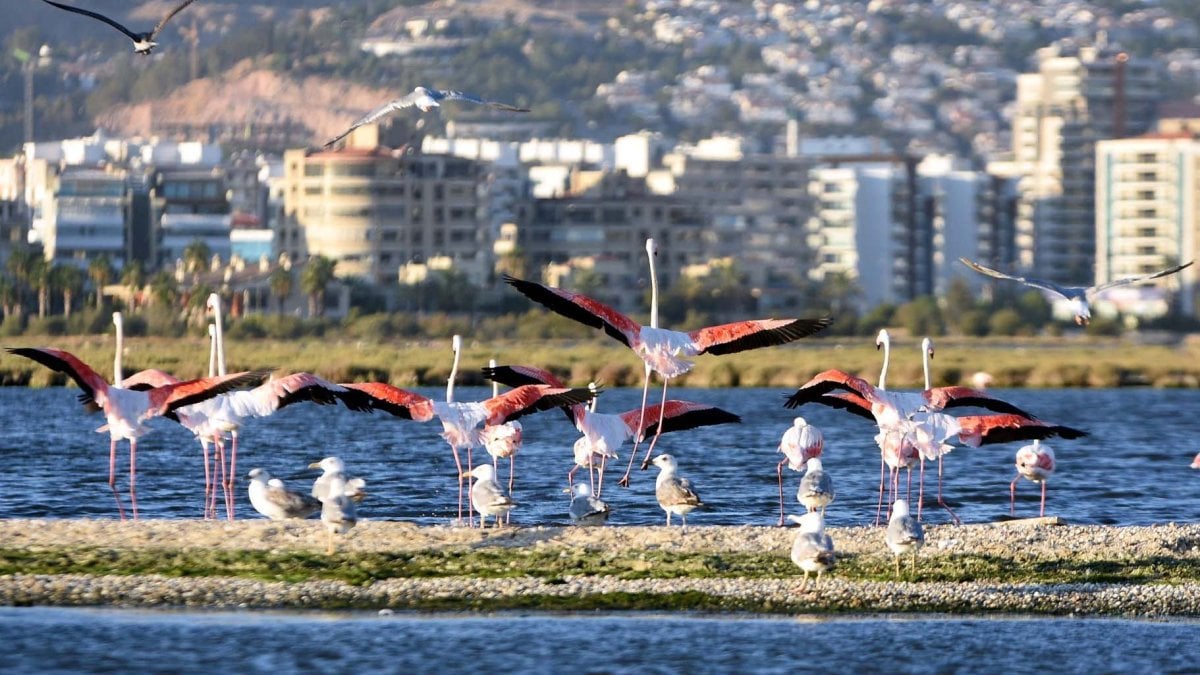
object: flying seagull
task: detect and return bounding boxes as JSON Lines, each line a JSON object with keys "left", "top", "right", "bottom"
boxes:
{"left": 324, "top": 86, "right": 531, "bottom": 148}
{"left": 960, "top": 257, "right": 1194, "bottom": 325}
{"left": 41, "top": 0, "right": 199, "bottom": 55}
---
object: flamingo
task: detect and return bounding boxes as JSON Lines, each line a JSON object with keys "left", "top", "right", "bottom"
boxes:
{"left": 343, "top": 365, "right": 596, "bottom": 527}
{"left": 652, "top": 453, "right": 703, "bottom": 531}
{"left": 787, "top": 511, "right": 836, "bottom": 593}
{"left": 7, "top": 346, "right": 267, "bottom": 519}
{"left": 960, "top": 257, "right": 1194, "bottom": 326}
{"left": 482, "top": 364, "right": 741, "bottom": 497}
{"left": 776, "top": 417, "right": 823, "bottom": 526}
{"left": 885, "top": 499, "right": 924, "bottom": 578}
{"left": 504, "top": 238, "right": 832, "bottom": 488}
{"left": 1011, "top": 439, "right": 1056, "bottom": 517}
{"left": 481, "top": 359, "right": 522, "bottom": 513}
{"left": 1191, "top": 452, "right": 1200, "bottom": 469}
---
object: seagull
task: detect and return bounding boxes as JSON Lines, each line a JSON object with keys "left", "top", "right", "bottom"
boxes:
{"left": 651, "top": 453, "right": 703, "bottom": 531}
{"left": 465, "top": 464, "right": 517, "bottom": 528}
{"left": 319, "top": 474, "right": 357, "bottom": 555}
{"left": 565, "top": 482, "right": 611, "bottom": 526}
{"left": 40, "top": 0, "right": 199, "bottom": 55}
{"left": 797, "top": 457, "right": 835, "bottom": 516}
{"left": 247, "top": 468, "right": 320, "bottom": 521}
{"left": 960, "top": 257, "right": 1194, "bottom": 325}
{"left": 885, "top": 499, "right": 924, "bottom": 578}
{"left": 324, "top": 86, "right": 531, "bottom": 148}
{"left": 787, "top": 512, "right": 836, "bottom": 592}
{"left": 309, "top": 457, "right": 368, "bottom": 503}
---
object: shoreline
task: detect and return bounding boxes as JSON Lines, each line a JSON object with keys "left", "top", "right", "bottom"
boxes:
{"left": 3, "top": 519, "right": 1200, "bottom": 617}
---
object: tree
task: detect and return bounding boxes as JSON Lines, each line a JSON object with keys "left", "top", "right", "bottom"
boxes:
{"left": 121, "top": 260, "right": 145, "bottom": 311}
{"left": 150, "top": 271, "right": 179, "bottom": 307}
{"left": 0, "top": 276, "right": 16, "bottom": 321}
{"left": 5, "top": 247, "right": 36, "bottom": 315}
{"left": 183, "top": 240, "right": 212, "bottom": 282}
{"left": 28, "top": 256, "right": 49, "bottom": 319}
{"left": 51, "top": 264, "right": 85, "bottom": 319}
{"left": 269, "top": 266, "right": 293, "bottom": 314}
{"left": 88, "top": 254, "right": 113, "bottom": 309}
{"left": 300, "top": 255, "right": 336, "bottom": 317}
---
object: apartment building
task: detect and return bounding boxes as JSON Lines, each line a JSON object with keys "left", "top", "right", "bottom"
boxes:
{"left": 42, "top": 168, "right": 130, "bottom": 268}
{"left": 151, "top": 168, "right": 232, "bottom": 267}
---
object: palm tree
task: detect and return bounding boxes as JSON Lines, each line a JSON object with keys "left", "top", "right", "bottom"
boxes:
{"left": 0, "top": 276, "right": 17, "bottom": 321}
{"left": 6, "top": 247, "right": 36, "bottom": 315}
{"left": 269, "top": 266, "right": 293, "bottom": 315}
{"left": 29, "top": 257, "right": 50, "bottom": 319}
{"left": 183, "top": 239, "right": 212, "bottom": 282}
{"left": 121, "top": 260, "right": 145, "bottom": 312}
{"left": 300, "top": 255, "right": 336, "bottom": 317}
{"left": 52, "top": 264, "right": 86, "bottom": 319}
{"left": 88, "top": 254, "right": 113, "bottom": 309}
{"left": 150, "top": 271, "right": 179, "bottom": 307}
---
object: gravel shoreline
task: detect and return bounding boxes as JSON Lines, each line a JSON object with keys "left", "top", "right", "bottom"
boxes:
{"left": 3, "top": 519, "right": 1200, "bottom": 617}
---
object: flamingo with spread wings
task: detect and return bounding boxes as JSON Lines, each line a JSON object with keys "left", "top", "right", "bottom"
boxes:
{"left": 482, "top": 364, "right": 741, "bottom": 497}
{"left": 6, "top": 346, "right": 267, "bottom": 519}
{"left": 504, "top": 238, "right": 831, "bottom": 488}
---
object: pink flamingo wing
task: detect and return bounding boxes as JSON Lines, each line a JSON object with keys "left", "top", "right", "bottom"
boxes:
{"left": 503, "top": 274, "right": 640, "bottom": 348}
{"left": 6, "top": 346, "right": 109, "bottom": 410}
{"left": 122, "top": 368, "right": 181, "bottom": 390}
{"left": 955, "top": 414, "right": 1088, "bottom": 447}
{"left": 689, "top": 316, "right": 832, "bottom": 355}
{"left": 342, "top": 382, "right": 435, "bottom": 420}
{"left": 923, "top": 386, "right": 1037, "bottom": 419}
{"left": 618, "top": 400, "right": 740, "bottom": 438}
{"left": 817, "top": 391, "right": 876, "bottom": 421}
{"left": 154, "top": 370, "right": 271, "bottom": 416}
{"left": 481, "top": 363, "right": 567, "bottom": 388}
{"left": 482, "top": 384, "right": 595, "bottom": 424}
{"left": 784, "top": 369, "right": 876, "bottom": 410}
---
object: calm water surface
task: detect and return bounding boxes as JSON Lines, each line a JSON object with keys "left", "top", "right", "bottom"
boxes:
{"left": 0, "top": 387, "right": 1197, "bottom": 526}
{"left": 2, "top": 607, "right": 1197, "bottom": 674}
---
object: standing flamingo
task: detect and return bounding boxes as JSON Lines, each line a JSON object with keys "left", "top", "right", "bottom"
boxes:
{"left": 504, "top": 238, "right": 831, "bottom": 488}
{"left": 777, "top": 417, "right": 823, "bottom": 526}
{"left": 1011, "top": 439, "right": 1056, "bottom": 517}
{"left": 482, "top": 364, "right": 740, "bottom": 497}
{"left": 481, "top": 359, "right": 522, "bottom": 511}
{"left": 7, "top": 346, "right": 267, "bottom": 519}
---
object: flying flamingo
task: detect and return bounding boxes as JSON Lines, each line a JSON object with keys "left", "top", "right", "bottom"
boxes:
{"left": 1011, "top": 439, "right": 1056, "bottom": 517}
{"left": 960, "top": 257, "right": 1194, "bottom": 326}
{"left": 7, "top": 346, "right": 267, "bottom": 519}
{"left": 777, "top": 417, "right": 824, "bottom": 526}
{"left": 504, "top": 238, "right": 831, "bottom": 488}
{"left": 482, "top": 364, "right": 741, "bottom": 497}
{"left": 343, "top": 356, "right": 597, "bottom": 527}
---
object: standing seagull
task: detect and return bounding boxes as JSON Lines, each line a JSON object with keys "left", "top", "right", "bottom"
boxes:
{"left": 505, "top": 239, "right": 831, "bottom": 487}
{"left": 960, "top": 257, "right": 1194, "bottom": 326}
{"left": 885, "top": 499, "right": 924, "bottom": 578}
{"left": 1011, "top": 440, "right": 1056, "bottom": 517}
{"left": 565, "top": 482, "right": 611, "bottom": 525}
{"left": 247, "top": 468, "right": 320, "bottom": 521}
{"left": 787, "top": 512, "right": 836, "bottom": 592}
{"left": 324, "top": 87, "right": 530, "bottom": 148}
{"left": 797, "top": 457, "right": 835, "bottom": 516}
{"left": 319, "top": 475, "right": 357, "bottom": 555}
{"left": 777, "top": 417, "right": 823, "bottom": 526}
{"left": 465, "top": 464, "right": 517, "bottom": 528}
{"left": 651, "top": 454, "right": 703, "bottom": 531}
{"left": 40, "top": 0, "right": 199, "bottom": 55}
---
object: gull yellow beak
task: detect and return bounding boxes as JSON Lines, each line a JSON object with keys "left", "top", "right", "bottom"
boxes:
{"left": 307, "top": 461, "right": 322, "bottom": 469}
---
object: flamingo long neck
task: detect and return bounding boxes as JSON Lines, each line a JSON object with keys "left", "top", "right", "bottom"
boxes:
{"left": 878, "top": 333, "right": 890, "bottom": 390}
{"left": 211, "top": 297, "right": 227, "bottom": 376}
{"left": 647, "top": 240, "right": 659, "bottom": 329}
{"left": 922, "top": 341, "right": 931, "bottom": 390}
{"left": 113, "top": 312, "right": 123, "bottom": 387}
{"left": 588, "top": 382, "right": 599, "bottom": 413}
{"left": 447, "top": 335, "right": 461, "bottom": 403}
{"left": 207, "top": 325, "right": 217, "bottom": 378}
{"left": 489, "top": 359, "right": 498, "bottom": 399}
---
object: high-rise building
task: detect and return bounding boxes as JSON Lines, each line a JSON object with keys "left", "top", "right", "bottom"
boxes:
{"left": 1095, "top": 133, "right": 1199, "bottom": 316}
{"left": 151, "top": 167, "right": 232, "bottom": 267}
{"left": 1010, "top": 43, "right": 1159, "bottom": 283}
{"left": 42, "top": 168, "right": 130, "bottom": 268}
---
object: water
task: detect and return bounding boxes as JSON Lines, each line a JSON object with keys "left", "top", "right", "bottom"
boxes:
{"left": 0, "top": 386, "right": 1197, "bottom": 526}
{"left": 2, "top": 607, "right": 1198, "bottom": 674}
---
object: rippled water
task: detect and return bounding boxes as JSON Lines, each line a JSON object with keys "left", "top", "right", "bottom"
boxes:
{"left": 0, "top": 386, "right": 1197, "bottom": 526}
{"left": 3, "top": 607, "right": 1199, "bottom": 674}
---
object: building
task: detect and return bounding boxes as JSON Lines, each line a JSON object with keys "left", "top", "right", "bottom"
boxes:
{"left": 282, "top": 132, "right": 489, "bottom": 285}
{"left": 1010, "top": 43, "right": 1159, "bottom": 284}
{"left": 1095, "top": 133, "right": 1199, "bottom": 316}
{"left": 151, "top": 167, "right": 232, "bottom": 267}
{"left": 41, "top": 168, "right": 130, "bottom": 268}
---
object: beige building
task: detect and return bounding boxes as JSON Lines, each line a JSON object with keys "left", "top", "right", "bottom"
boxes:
{"left": 1095, "top": 132, "right": 1199, "bottom": 316}
{"left": 1010, "top": 44, "right": 1159, "bottom": 284}
{"left": 281, "top": 129, "right": 489, "bottom": 284}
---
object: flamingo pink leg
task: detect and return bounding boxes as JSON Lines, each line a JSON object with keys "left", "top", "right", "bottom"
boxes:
{"left": 875, "top": 455, "right": 886, "bottom": 527}
{"left": 618, "top": 364, "right": 654, "bottom": 487}
{"left": 937, "top": 456, "right": 961, "bottom": 525}
{"left": 466, "top": 445, "right": 475, "bottom": 528}
{"left": 506, "top": 457, "right": 515, "bottom": 525}
{"left": 225, "top": 431, "right": 239, "bottom": 521}
{"left": 1039, "top": 481, "right": 1047, "bottom": 517}
{"left": 777, "top": 458, "right": 788, "bottom": 527}
{"left": 201, "top": 439, "right": 211, "bottom": 519}
{"left": 638, "top": 379, "right": 671, "bottom": 471}
{"left": 108, "top": 437, "right": 126, "bottom": 521}
{"left": 917, "top": 459, "right": 926, "bottom": 521}
{"left": 128, "top": 439, "right": 139, "bottom": 520}
{"left": 1009, "top": 473, "right": 1020, "bottom": 516}
{"left": 450, "top": 445, "right": 464, "bottom": 526}
{"left": 596, "top": 453, "right": 608, "bottom": 497}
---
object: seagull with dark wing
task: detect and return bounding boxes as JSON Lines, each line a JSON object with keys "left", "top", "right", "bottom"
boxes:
{"left": 324, "top": 86, "right": 531, "bottom": 148}
{"left": 960, "top": 257, "right": 1194, "bottom": 325}
{"left": 41, "top": 0, "right": 199, "bottom": 55}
